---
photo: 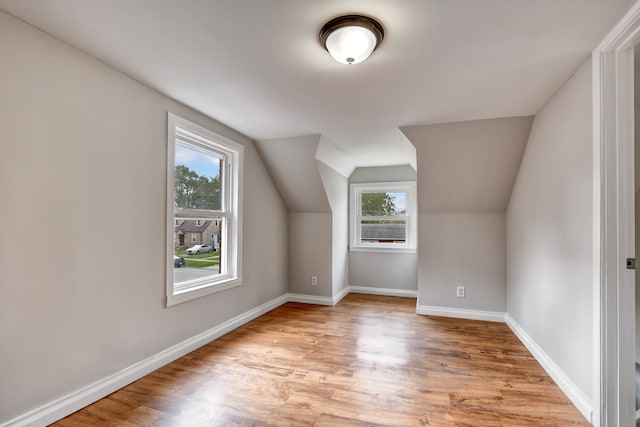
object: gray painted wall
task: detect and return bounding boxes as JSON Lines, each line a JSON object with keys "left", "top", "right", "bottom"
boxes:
{"left": 317, "top": 161, "right": 350, "bottom": 296}
{"left": 418, "top": 213, "right": 506, "bottom": 311}
{"left": 408, "top": 118, "right": 531, "bottom": 313}
{"left": 506, "top": 59, "right": 593, "bottom": 397}
{"left": 254, "top": 135, "right": 333, "bottom": 299}
{"left": 0, "top": 11, "right": 287, "bottom": 422}
{"left": 350, "top": 252, "right": 418, "bottom": 291}
{"left": 349, "top": 165, "right": 418, "bottom": 291}
{"left": 288, "top": 212, "right": 332, "bottom": 296}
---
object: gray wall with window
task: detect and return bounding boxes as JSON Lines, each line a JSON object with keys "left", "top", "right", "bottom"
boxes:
{"left": 348, "top": 165, "right": 418, "bottom": 291}
{"left": 0, "top": 11, "right": 288, "bottom": 423}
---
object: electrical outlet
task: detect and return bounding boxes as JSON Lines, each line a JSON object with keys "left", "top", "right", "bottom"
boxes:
{"left": 456, "top": 286, "right": 465, "bottom": 298}
{"left": 311, "top": 276, "right": 318, "bottom": 286}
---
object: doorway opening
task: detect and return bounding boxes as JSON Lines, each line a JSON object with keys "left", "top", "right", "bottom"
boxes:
{"left": 594, "top": 4, "right": 640, "bottom": 425}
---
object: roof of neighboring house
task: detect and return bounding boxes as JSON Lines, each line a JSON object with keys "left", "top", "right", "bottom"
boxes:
{"left": 175, "top": 220, "right": 212, "bottom": 233}
{"left": 361, "top": 223, "right": 405, "bottom": 241}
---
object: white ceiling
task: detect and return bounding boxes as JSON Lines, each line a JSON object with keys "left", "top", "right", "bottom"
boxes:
{"left": 0, "top": 0, "right": 632, "bottom": 170}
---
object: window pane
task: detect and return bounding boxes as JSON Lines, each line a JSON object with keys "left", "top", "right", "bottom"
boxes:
{"left": 361, "top": 191, "right": 407, "bottom": 216}
{"left": 173, "top": 140, "right": 223, "bottom": 284}
{"left": 174, "top": 218, "right": 222, "bottom": 284}
{"left": 175, "top": 140, "right": 223, "bottom": 210}
{"left": 360, "top": 219, "right": 406, "bottom": 244}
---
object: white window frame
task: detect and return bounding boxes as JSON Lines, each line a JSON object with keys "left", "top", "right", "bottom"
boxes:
{"left": 166, "top": 113, "right": 243, "bottom": 307}
{"left": 349, "top": 181, "right": 417, "bottom": 253}
{"left": 191, "top": 233, "right": 197, "bottom": 243}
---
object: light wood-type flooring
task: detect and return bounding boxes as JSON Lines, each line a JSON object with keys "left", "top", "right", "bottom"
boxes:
{"left": 54, "top": 294, "right": 589, "bottom": 426}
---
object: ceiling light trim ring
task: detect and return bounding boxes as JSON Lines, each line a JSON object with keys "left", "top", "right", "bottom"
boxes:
{"left": 319, "top": 15, "right": 384, "bottom": 64}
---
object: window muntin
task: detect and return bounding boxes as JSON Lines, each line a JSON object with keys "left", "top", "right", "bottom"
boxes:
{"left": 166, "top": 113, "right": 243, "bottom": 306}
{"left": 350, "top": 182, "right": 416, "bottom": 252}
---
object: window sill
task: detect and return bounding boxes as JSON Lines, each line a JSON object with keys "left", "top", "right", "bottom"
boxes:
{"left": 166, "top": 277, "right": 242, "bottom": 307}
{"left": 349, "top": 246, "right": 416, "bottom": 254}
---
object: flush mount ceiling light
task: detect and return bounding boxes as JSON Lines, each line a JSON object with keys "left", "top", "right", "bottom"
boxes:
{"left": 319, "top": 15, "right": 384, "bottom": 65}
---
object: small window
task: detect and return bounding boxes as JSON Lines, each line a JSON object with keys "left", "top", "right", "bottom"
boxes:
{"left": 350, "top": 182, "right": 416, "bottom": 253}
{"left": 166, "top": 113, "right": 243, "bottom": 306}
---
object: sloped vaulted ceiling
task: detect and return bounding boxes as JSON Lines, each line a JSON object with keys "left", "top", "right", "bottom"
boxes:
{"left": 255, "top": 135, "right": 330, "bottom": 213}
{"left": 401, "top": 117, "right": 534, "bottom": 213}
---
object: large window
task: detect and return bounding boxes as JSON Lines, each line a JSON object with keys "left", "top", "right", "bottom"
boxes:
{"left": 349, "top": 182, "right": 417, "bottom": 252}
{"left": 166, "top": 113, "right": 243, "bottom": 306}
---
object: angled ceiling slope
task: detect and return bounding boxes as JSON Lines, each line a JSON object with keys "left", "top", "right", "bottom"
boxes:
{"left": 402, "top": 117, "right": 534, "bottom": 213}
{"left": 255, "top": 135, "right": 330, "bottom": 213}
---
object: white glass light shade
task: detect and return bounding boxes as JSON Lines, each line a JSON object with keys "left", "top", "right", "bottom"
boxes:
{"left": 325, "top": 25, "right": 378, "bottom": 65}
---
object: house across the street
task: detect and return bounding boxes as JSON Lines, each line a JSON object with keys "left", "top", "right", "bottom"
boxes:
{"left": 174, "top": 219, "right": 219, "bottom": 249}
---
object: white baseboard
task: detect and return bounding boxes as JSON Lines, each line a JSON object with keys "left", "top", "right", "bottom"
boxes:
{"left": 1, "top": 294, "right": 289, "bottom": 427}
{"left": 505, "top": 314, "right": 592, "bottom": 423}
{"left": 349, "top": 286, "right": 417, "bottom": 298}
{"left": 416, "top": 304, "right": 506, "bottom": 323}
{"left": 287, "top": 286, "right": 413, "bottom": 306}
{"left": 287, "top": 293, "right": 335, "bottom": 306}
{"left": 332, "top": 286, "right": 350, "bottom": 305}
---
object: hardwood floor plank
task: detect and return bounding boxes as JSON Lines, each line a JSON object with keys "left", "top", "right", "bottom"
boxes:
{"left": 53, "top": 294, "right": 588, "bottom": 426}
